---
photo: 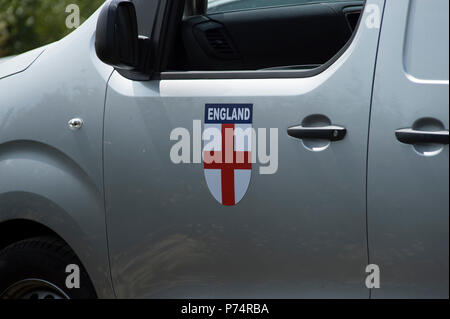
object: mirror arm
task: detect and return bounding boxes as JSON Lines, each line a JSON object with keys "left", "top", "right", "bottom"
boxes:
{"left": 137, "top": 35, "right": 152, "bottom": 73}
{"left": 116, "top": 36, "right": 153, "bottom": 81}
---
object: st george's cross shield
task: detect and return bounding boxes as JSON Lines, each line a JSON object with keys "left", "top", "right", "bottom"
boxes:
{"left": 203, "top": 104, "right": 253, "bottom": 206}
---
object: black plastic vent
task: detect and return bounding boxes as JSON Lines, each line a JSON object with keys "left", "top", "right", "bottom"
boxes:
{"left": 205, "top": 28, "right": 236, "bottom": 57}
{"left": 193, "top": 21, "right": 239, "bottom": 60}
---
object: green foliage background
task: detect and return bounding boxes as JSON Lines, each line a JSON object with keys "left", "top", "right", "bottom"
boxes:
{"left": 0, "top": 0, "right": 104, "bottom": 57}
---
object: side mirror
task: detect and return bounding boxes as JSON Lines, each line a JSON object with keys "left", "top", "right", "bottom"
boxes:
{"left": 95, "top": 0, "right": 139, "bottom": 70}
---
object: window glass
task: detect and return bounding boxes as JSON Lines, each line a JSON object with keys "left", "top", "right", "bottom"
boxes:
{"left": 132, "top": 0, "right": 159, "bottom": 38}
{"left": 168, "top": 0, "right": 363, "bottom": 72}
{"left": 208, "top": 0, "right": 350, "bottom": 14}
{"left": 0, "top": 0, "right": 105, "bottom": 58}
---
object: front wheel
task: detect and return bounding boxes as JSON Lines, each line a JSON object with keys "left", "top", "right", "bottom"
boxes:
{"left": 0, "top": 236, "right": 96, "bottom": 299}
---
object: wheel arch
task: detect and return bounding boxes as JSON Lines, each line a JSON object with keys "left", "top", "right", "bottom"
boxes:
{"left": 0, "top": 218, "right": 61, "bottom": 252}
{"left": 0, "top": 141, "right": 115, "bottom": 298}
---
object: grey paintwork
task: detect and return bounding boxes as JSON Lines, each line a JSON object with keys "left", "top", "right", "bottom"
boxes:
{"left": 103, "top": 0, "right": 384, "bottom": 298}
{"left": 368, "top": 0, "right": 449, "bottom": 298}
{"left": 0, "top": 8, "right": 115, "bottom": 298}
{"left": 0, "top": 56, "right": 16, "bottom": 66}
{"left": 0, "top": 47, "right": 46, "bottom": 80}
{"left": 0, "top": 0, "right": 448, "bottom": 299}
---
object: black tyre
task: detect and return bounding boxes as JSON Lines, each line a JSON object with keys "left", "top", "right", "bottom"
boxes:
{"left": 0, "top": 236, "right": 96, "bottom": 299}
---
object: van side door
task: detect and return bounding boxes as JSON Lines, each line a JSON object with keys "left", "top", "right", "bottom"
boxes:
{"left": 368, "top": 0, "right": 449, "bottom": 298}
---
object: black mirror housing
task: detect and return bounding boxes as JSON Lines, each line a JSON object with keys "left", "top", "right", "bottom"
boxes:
{"left": 95, "top": 0, "right": 139, "bottom": 70}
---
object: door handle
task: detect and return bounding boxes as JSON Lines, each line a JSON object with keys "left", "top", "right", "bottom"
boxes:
{"left": 287, "top": 125, "right": 346, "bottom": 141}
{"left": 395, "top": 128, "right": 449, "bottom": 145}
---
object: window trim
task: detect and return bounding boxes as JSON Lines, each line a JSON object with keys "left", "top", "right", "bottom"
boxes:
{"left": 207, "top": 0, "right": 357, "bottom": 15}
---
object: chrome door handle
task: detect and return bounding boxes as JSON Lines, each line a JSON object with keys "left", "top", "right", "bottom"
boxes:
{"left": 395, "top": 128, "right": 449, "bottom": 145}
{"left": 287, "top": 125, "right": 347, "bottom": 141}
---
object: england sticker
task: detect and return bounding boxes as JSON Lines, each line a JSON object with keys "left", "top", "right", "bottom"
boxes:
{"left": 203, "top": 104, "right": 253, "bottom": 206}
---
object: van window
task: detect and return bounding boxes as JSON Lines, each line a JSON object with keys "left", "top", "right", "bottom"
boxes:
{"left": 207, "top": 0, "right": 351, "bottom": 14}
{"left": 165, "top": 0, "right": 364, "bottom": 72}
{"left": 133, "top": 0, "right": 159, "bottom": 38}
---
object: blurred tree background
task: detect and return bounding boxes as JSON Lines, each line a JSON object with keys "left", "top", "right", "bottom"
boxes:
{"left": 0, "top": 0, "right": 104, "bottom": 58}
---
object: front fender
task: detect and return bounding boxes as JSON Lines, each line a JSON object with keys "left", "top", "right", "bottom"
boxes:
{"left": 0, "top": 140, "right": 114, "bottom": 298}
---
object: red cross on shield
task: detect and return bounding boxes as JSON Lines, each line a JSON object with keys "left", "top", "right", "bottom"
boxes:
{"left": 203, "top": 104, "right": 253, "bottom": 206}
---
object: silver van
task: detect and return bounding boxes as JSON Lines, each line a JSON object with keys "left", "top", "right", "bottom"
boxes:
{"left": 0, "top": 0, "right": 448, "bottom": 299}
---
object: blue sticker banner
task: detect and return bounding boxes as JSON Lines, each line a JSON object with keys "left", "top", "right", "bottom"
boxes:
{"left": 205, "top": 104, "right": 253, "bottom": 124}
